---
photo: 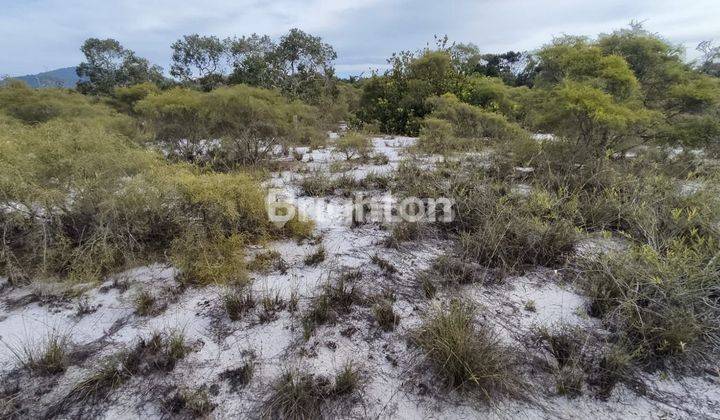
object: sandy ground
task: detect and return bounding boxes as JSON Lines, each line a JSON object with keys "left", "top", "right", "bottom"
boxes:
{"left": 0, "top": 134, "right": 718, "bottom": 419}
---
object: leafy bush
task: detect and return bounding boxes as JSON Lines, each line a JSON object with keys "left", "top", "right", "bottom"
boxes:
{"left": 335, "top": 132, "right": 371, "bottom": 160}
{"left": 0, "top": 114, "right": 309, "bottom": 284}
{"left": 136, "top": 85, "right": 324, "bottom": 168}
{"left": 578, "top": 242, "right": 719, "bottom": 363}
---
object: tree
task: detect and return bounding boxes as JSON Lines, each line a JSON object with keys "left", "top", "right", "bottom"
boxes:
{"left": 76, "top": 38, "right": 163, "bottom": 95}
{"left": 271, "top": 28, "right": 337, "bottom": 102}
{"left": 170, "top": 35, "right": 228, "bottom": 90}
{"left": 697, "top": 41, "right": 720, "bottom": 77}
{"left": 227, "top": 34, "right": 278, "bottom": 87}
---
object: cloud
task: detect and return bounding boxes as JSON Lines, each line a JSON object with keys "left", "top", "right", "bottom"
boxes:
{"left": 1, "top": 0, "right": 719, "bottom": 77}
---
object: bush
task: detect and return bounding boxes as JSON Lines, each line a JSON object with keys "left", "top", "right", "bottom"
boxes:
{"left": 578, "top": 242, "right": 719, "bottom": 363}
{"left": 136, "top": 85, "right": 325, "bottom": 168}
{"left": 0, "top": 81, "right": 118, "bottom": 124}
{"left": 335, "top": 132, "right": 371, "bottom": 160}
{"left": 0, "top": 115, "right": 306, "bottom": 284}
{"left": 457, "top": 188, "right": 579, "bottom": 272}
{"left": 414, "top": 301, "right": 516, "bottom": 399}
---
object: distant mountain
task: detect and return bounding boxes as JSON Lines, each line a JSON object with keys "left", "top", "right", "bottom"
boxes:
{"left": 8, "top": 67, "right": 81, "bottom": 88}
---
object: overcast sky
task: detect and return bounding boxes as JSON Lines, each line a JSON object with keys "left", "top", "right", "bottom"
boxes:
{"left": 2, "top": 0, "right": 720, "bottom": 77}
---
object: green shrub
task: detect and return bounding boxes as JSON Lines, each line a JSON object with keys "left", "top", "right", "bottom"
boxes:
{"left": 578, "top": 242, "right": 719, "bottom": 362}
{"left": 457, "top": 188, "right": 579, "bottom": 272}
{"left": 335, "top": 132, "right": 371, "bottom": 160}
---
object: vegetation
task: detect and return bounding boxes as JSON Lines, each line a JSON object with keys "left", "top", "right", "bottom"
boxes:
{"left": 4, "top": 329, "right": 70, "bottom": 375}
{"left": 414, "top": 301, "right": 516, "bottom": 399}
{"left": 2, "top": 20, "right": 720, "bottom": 415}
{"left": 263, "top": 370, "right": 327, "bottom": 420}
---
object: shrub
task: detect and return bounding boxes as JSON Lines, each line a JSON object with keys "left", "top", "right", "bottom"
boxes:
{"left": 171, "top": 233, "right": 248, "bottom": 286}
{"left": 414, "top": 301, "right": 516, "bottom": 399}
{"left": 417, "top": 117, "right": 457, "bottom": 154}
{"left": 457, "top": 188, "right": 579, "bottom": 273}
{"left": 578, "top": 243, "right": 719, "bottom": 363}
{"left": 298, "top": 172, "right": 334, "bottom": 196}
{"left": 335, "top": 132, "right": 371, "bottom": 160}
{"left": 0, "top": 81, "right": 118, "bottom": 124}
{"left": 0, "top": 113, "right": 301, "bottom": 285}
{"left": 136, "top": 85, "right": 324, "bottom": 168}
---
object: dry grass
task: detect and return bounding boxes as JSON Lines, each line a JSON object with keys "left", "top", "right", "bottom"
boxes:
{"left": 304, "top": 245, "right": 326, "bottom": 266}
{"left": 4, "top": 329, "right": 70, "bottom": 375}
{"left": 414, "top": 301, "right": 517, "bottom": 400}
{"left": 223, "top": 287, "right": 256, "bottom": 321}
{"left": 263, "top": 370, "right": 329, "bottom": 420}
{"left": 372, "top": 299, "right": 399, "bottom": 331}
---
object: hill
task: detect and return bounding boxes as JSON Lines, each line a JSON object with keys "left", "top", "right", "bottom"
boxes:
{"left": 8, "top": 66, "right": 81, "bottom": 88}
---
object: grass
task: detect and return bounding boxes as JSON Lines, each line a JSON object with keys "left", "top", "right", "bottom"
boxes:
{"left": 384, "top": 222, "right": 423, "bottom": 248}
{"left": 223, "top": 287, "right": 256, "bottom": 321}
{"left": 5, "top": 329, "right": 70, "bottom": 375}
{"left": 166, "top": 387, "right": 214, "bottom": 416}
{"left": 536, "top": 326, "right": 587, "bottom": 397}
{"left": 299, "top": 172, "right": 335, "bottom": 196}
{"left": 57, "top": 330, "right": 189, "bottom": 411}
{"left": 220, "top": 357, "right": 256, "bottom": 392}
{"left": 259, "top": 289, "right": 286, "bottom": 322}
{"left": 334, "top": 361, "right": 361, "bottom": 395}
{"left": 414, "top": 301, "right": 516, "bottom": 399}
{"left": 247, "top": 250, "right": 283, "bottom": 273}
{"left": 263, "top": 370, "right": 329, "bottom": 420}
{"left": 304, "top": 245, "right": 326, "bottom": 266}
{"left": 372, "top": 299, "right": 399, "bottom": 331}
{"left": 302, "top": 275, "right": 363, "bottom": 339}
{"left": 371, "top": 254, "right": 397, "bottom": 274}
{"left": 133, "top": 289, "right": 155, "bottom": 316}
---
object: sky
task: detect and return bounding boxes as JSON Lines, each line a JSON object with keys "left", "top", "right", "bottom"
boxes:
{"left": 2, "top": 0, "right": 720, "bottom": 77}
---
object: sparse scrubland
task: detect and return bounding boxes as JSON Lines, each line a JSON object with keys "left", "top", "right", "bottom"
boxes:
{"left": 1, "top": 23, "right": 720, "bottom": 418}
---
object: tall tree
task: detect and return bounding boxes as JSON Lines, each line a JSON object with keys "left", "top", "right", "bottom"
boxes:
{"left": 170, "top": 35, "right": 228, "bottom": 90}
{"left": 76, "top": 38, "right": 163, "bottom": 95}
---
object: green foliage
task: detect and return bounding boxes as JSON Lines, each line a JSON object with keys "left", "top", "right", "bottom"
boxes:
{"left": 0, "top": 95, "right": 307, "bottom": 284}
{"left": 579, "top": 241, "right": 719, "bottom": 362}
{"left": 136, "top": 85, "right": 323, "bottom": 167}
{"left": 77, "top": 38, "right": 164, "bottom": 95}
{"left": 170, "top": 34, "right": 228, "bottom": 90}
{"left": 335, "top": 132, "right": 371, "bottom": 160}
{"left": 0, "top": 81, "right": 120, "bottom": 124}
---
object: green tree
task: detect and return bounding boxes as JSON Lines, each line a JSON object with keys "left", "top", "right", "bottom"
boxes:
{"left": 76, "top": 38, "right": 163, "bottom": 95}
{"left": 170, "top": 35, "right": 228, "bottom": 90}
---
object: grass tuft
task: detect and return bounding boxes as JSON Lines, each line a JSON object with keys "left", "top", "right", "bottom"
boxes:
{"left": 304, "top": 245, "right": 326, "bottom": 266}
{"left": 414, "top": 301, "right": 516, "bottom": 399}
